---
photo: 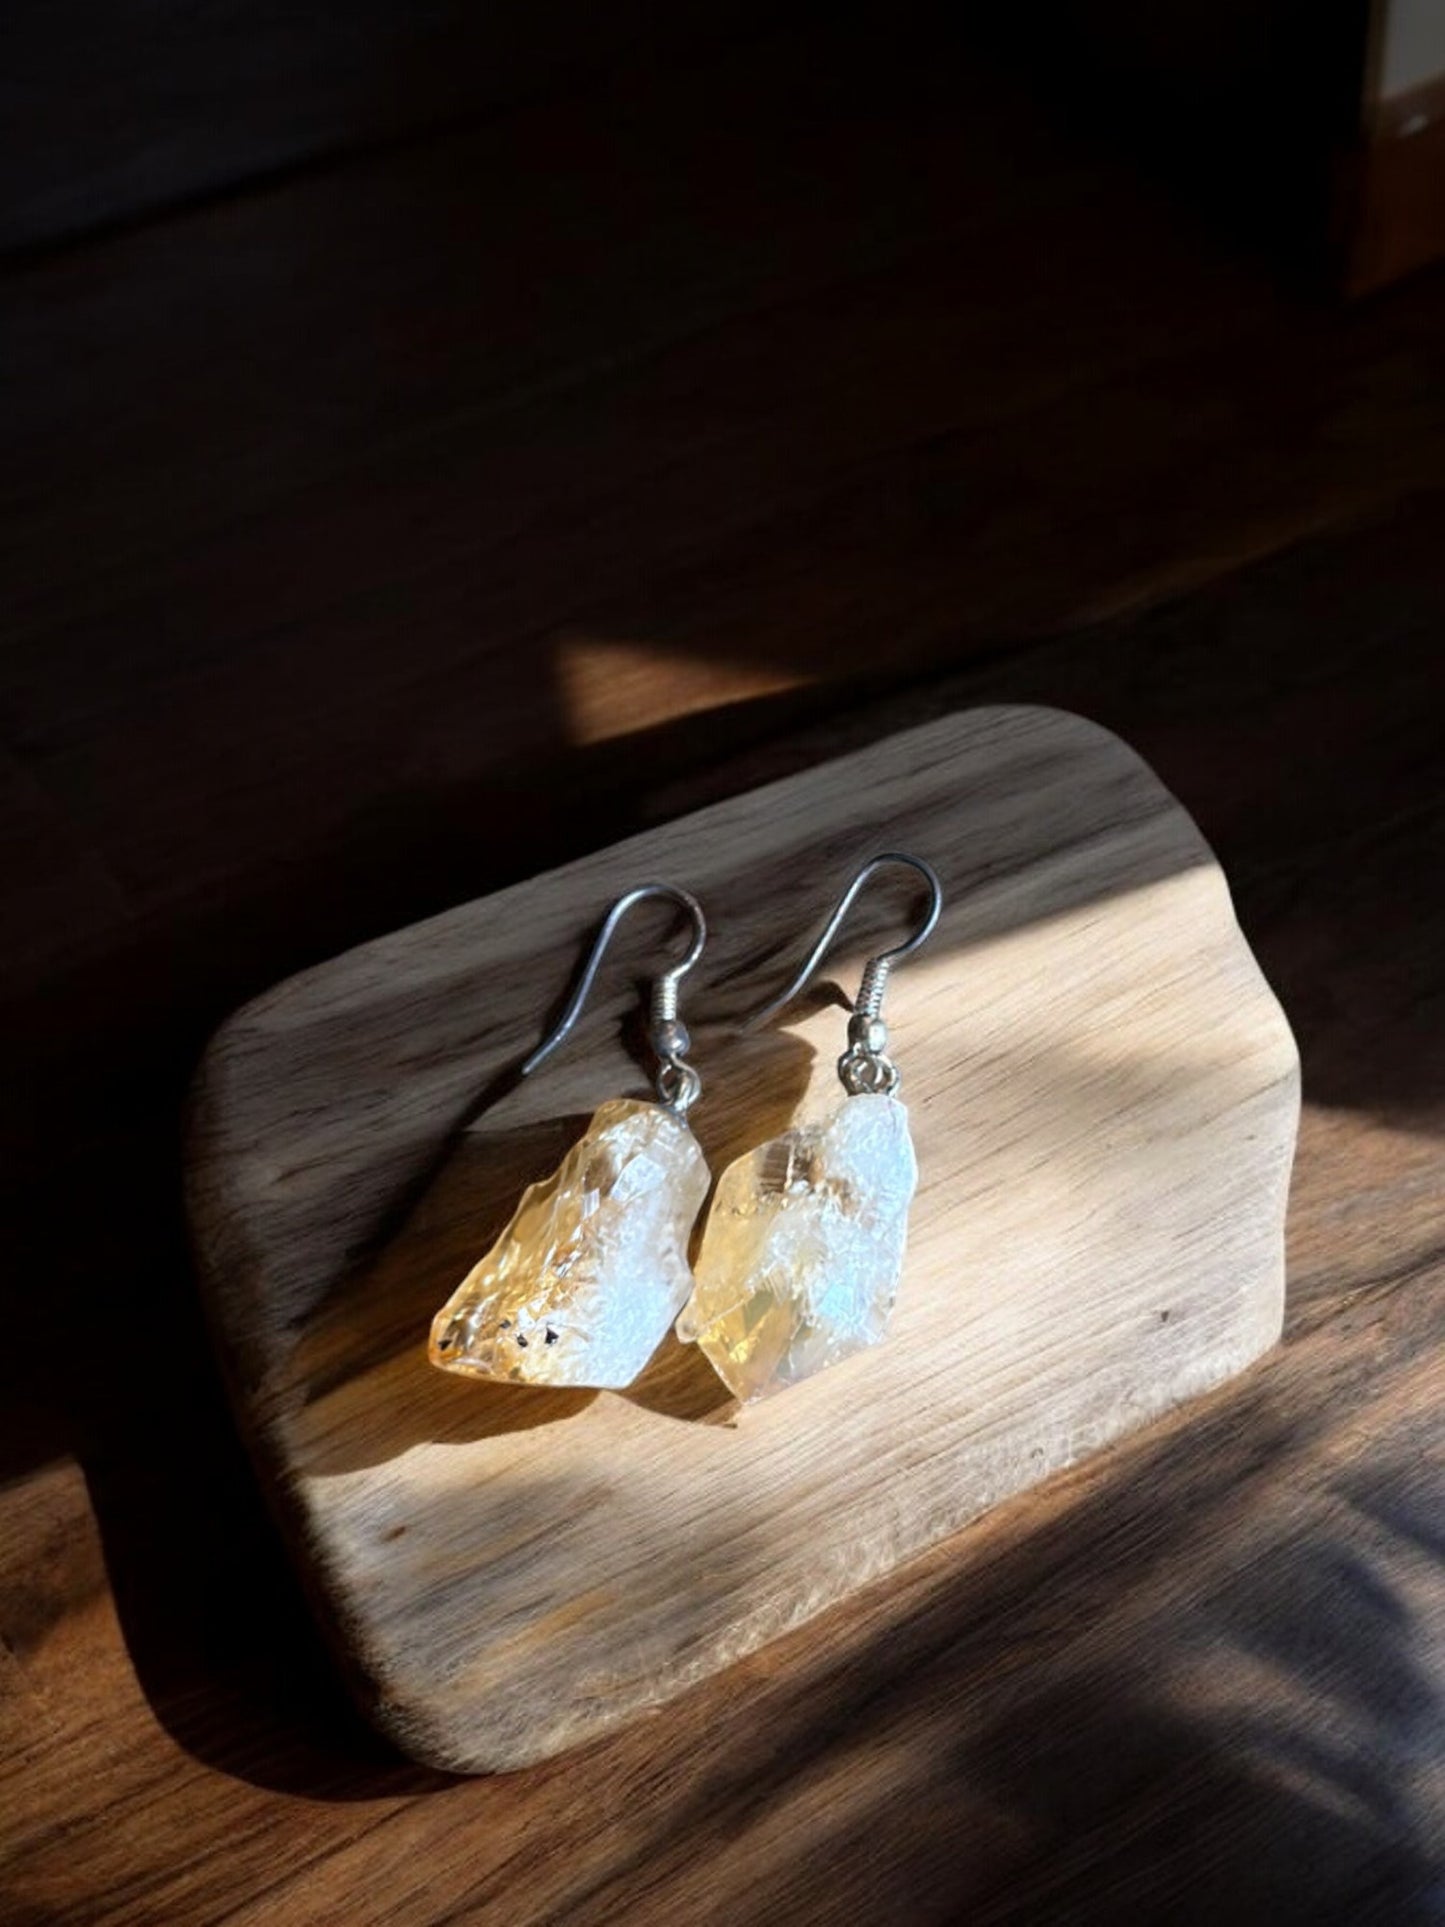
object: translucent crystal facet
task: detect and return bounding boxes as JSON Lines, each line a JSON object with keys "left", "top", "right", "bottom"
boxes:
{"left": 430, "top": 1098, "right": 709, "bottom": 1390}
{"left": 677, "top": 1093, "right": 917, "bottom": 1402}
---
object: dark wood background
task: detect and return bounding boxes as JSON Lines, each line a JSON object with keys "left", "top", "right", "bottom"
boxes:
{"left": 1, "top": 4, "right": 1442, "bottom": 1920}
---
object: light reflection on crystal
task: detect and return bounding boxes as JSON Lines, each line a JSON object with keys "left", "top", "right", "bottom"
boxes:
{"left": 678, "top": 1093, "right": 917, "bottom": 1401}
{"left": 430, "top": 1099, "right": 709, "bottom": 1390}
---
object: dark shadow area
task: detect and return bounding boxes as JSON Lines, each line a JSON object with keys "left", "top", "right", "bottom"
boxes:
{"left": 1, "top": 0, "right": 838, "bottom": 259}
{"left": 971, "top": 0, "right": 1374, "bottom": 287}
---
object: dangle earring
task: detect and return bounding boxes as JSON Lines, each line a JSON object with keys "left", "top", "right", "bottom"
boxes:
{"left": 677, "top": 853, "right": 942, "bottom": 1402}
{"left": 430, "top": 884, "right": 712, "bottom": 1390}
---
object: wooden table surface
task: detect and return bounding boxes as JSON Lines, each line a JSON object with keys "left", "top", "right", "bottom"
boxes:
{"left": 2, "top": 13, "right": 1442, "bottom": 1922}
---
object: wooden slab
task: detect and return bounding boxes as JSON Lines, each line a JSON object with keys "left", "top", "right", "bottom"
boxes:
{"left": 185, "top": 706, "right": 1299, "bottom": 1772}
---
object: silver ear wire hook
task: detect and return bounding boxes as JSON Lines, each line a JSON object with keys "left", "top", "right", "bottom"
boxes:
{"left": 522, "top": 883, "right": 707, "bottom": 1113}
{"left": 746, "top": 852, "right": 942, "bottom": 1095}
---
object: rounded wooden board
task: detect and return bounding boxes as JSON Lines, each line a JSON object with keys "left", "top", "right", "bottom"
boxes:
{"left": 185, "top": 706, "right": 1299, "bottom": 1771}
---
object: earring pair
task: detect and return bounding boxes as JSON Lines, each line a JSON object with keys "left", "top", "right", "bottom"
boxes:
{"left": 429, "top": 854, "right": 941, "bottom": 1403}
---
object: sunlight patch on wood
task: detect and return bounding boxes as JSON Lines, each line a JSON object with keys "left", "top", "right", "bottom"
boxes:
{"left": 556, "top": 632, "right": 808, "bottom": 746}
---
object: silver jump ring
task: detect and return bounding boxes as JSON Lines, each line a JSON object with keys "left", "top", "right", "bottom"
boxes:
{"left": 656, "top": 1056, "right": 702, "bottom": 1116}
{"left": 838, "top": 1047, "right": 900, "bottom": 1097}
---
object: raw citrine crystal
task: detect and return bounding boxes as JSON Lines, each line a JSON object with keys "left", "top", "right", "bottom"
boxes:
{"left": 430, "top": 1098, "right": 709, "bottom": 1390}
{"left": 677, "top": 1093, "right": 917, "bottom": 1402}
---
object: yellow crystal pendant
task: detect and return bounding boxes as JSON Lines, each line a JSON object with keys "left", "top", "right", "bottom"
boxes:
{"left": 430, "top": 1098, "right": 709, "bottom": 1390}
{"left": 677, "top": 1092, "right": 917, "bottom": 1402}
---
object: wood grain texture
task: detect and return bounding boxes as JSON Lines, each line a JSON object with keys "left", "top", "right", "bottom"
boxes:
{"left": 186, "top": 706, "right": 1298, "bottom": 1769}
